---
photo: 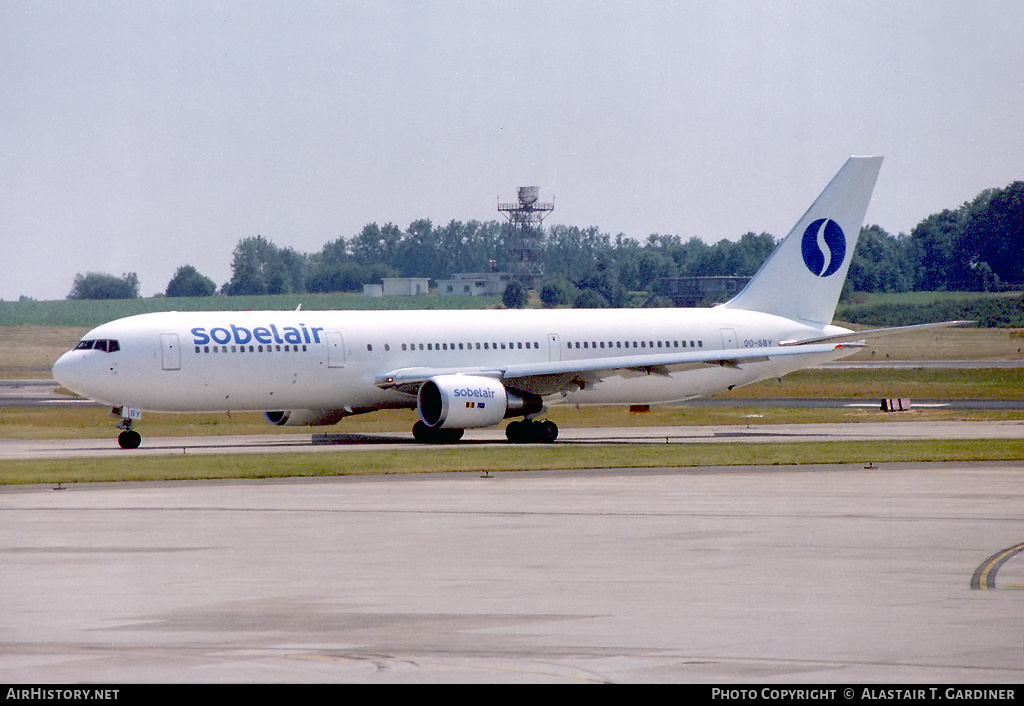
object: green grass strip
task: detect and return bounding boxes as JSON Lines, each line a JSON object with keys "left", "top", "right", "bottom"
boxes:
{"left": 5, "top": 439, "right": 1024, "bottom": 486}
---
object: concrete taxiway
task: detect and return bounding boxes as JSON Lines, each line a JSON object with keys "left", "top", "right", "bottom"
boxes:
{"left": 2, "top": 420, "right": 1024, "bottom": 460}
{"left": 1, "top": 463, "right": 1021, "bottom": 683}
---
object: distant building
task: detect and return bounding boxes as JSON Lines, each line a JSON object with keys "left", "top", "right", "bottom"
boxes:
{"left": 437, "top": 272, "right": 514, "bottom": 297}
{"left": 382, "top": 278, "right": 430, "bottom": 296}
{"left": 362, "top": 284, "right": 383, "bottom": 298}
{"left": 658, "top": 276, "right": 751, "bottom": 307}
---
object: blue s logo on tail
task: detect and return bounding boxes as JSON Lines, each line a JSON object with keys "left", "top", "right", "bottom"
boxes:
{"left": 800, "top": 218, "right": 846, "bottom": 277}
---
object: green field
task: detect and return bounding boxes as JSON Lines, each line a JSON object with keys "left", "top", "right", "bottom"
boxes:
{"left": 0, "top": 292, "right": 501, "bottom": 327}
{"left": 722, "top": 367, "right": 1024, "bottom": 399}
{"left": 840, "top": 290, "right": 1023, "bottom": 306}
{"left": 836, "top": 290, "right": 1024, "bottom": 328}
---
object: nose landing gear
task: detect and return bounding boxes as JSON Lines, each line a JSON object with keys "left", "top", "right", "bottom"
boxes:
{"left": 115, "top": 411, "right": 142, "bottom": 449}
{"left": 118, "top": 430, "right": 142, "bottom": 449}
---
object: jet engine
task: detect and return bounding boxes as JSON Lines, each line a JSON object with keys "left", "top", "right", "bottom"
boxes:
{"left": 263, "top": 409, "right": 349, "bottom": 427}
{"left": 417, "top": 375, "right": 542, "bottom": 429}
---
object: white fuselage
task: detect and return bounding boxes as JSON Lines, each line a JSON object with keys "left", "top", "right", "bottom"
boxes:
{"left": 53, "top": 306, "right": 853, "bottom": 415}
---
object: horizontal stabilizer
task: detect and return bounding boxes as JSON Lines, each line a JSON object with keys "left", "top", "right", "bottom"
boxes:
{"left": 779, "top": 320, "right": 974, "bottom": 347}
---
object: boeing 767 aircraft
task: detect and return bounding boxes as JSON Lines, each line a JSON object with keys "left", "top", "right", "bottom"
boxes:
{"left": 52, "top": 156, "right": 962, "bottom": 449}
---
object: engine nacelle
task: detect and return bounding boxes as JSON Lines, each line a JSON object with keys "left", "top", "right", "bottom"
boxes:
{"left": 263, "top": 409, "right": 348, "bottom": 427}
{"left": 417, "top": 375, "right": 541, "bottom": 429}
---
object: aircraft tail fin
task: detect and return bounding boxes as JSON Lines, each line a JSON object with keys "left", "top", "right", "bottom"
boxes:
{"left": 721, "top": 156, "right": 883, "bottom": 325}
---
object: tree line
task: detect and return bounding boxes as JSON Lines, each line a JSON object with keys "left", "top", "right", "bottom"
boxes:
{"left": 68, "top": 180, "right": 1024, "bottom": 307}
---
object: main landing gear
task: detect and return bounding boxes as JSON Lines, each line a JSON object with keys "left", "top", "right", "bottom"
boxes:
{"left": 505, "top": 419, "right": 558, "bottom": 443}
{"left": 410, "top": 419, "right": 559, "bottom": 444}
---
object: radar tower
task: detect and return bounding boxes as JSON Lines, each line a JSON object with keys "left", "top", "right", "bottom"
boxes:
{"left": 498, "top": 186, "right": 554, "bottom": 286}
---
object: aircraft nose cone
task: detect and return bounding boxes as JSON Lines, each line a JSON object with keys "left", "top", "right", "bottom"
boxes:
{"left": 52, "top": 351, "right": 82, "bottom": 392}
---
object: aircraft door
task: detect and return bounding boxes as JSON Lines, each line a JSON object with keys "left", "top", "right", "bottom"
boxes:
{"left": 720, "top": 328, "right": 737, "bottom": 349}
{"left": 160, "top": 333, "right": 181, "bottom": 371}
{"left": 547, "top": 333, "right": 562, "bottom": 362}
{"left": 326, "top": 331, "right": 345, "bottom": 368}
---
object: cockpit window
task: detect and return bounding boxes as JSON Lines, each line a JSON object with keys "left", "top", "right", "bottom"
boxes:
{"left": 74, "top": 339, "right": 119, "bottom": 353}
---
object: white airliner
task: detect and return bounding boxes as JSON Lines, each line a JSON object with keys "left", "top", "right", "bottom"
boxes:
{"left": 52, "top": 156, "right": 961, "bottom": 449}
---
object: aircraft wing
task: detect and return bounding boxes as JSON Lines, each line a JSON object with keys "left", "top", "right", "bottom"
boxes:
{"left": 374, "top": 341, "right": 855, "bottom": 397}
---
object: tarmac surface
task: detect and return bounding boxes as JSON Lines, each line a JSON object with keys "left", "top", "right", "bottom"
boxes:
{"left": 1, "top": 462, "right": 1022, "bottom": 683}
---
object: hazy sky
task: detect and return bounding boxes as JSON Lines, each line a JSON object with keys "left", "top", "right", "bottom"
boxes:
{"left": 3, "top": 1, "right": 1023, "bottom": 300}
